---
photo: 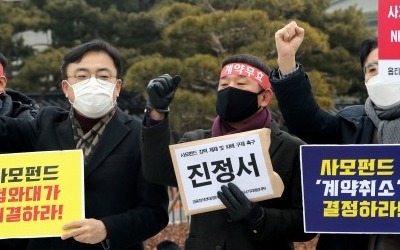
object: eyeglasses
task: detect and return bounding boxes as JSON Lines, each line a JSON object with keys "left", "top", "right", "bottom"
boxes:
{"left": 363, "top": 62, "right": 378, "bottom": 76}
{"left": 67, "top": 70, "right": 117, "bottom": 85}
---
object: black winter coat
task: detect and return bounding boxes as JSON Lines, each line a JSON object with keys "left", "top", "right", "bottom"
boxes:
{"left": 0, "top": 107, "right": 169, "bottom": 250}
{"left": 141, "top": 117, "right": 316, "bottom": 250}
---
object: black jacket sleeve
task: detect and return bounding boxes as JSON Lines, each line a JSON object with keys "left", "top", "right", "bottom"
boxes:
{"left": 270, "top": 65, "right": 342, "bottom": 144}
{"left": 141, "top": 117, "right": 178, "bottom": 187}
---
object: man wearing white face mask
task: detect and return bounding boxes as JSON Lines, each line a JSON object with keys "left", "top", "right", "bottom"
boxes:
{"left": 0, "top": 39, "right": 169, "bottom": 250}
{"left": 65, "top": 74, "right": 116, "bottom": 119}
{"left": 270, "top": 21, "right": 400, "bottom": 250}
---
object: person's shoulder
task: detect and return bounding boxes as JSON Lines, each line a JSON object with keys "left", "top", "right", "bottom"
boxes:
{"left": 337, "top": 104, "right": 367, "bottom": 120}
{"left": 7, "top": 89, "right": 40, "bottom": 120}
{"left": 115, "top": 108, "right": 142, "bottom": 125}
{"left": 279, "top": 129, "right": 305, "bottom": 146}
{"left": 270, "top": 121, "right": 305, "bottom": 146}
{"left": 40, "top": 106, "right": 68, "bottom": 113}
{"left": 36, "top": 106, "right": 69, "bottom": 122}
{"left": 7, "top": 89, "right": 39, "bottom": 107}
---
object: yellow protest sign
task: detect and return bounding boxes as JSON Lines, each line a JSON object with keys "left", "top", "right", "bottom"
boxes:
{"left": 0, "top": 150, "right": 85, "bottom": 238}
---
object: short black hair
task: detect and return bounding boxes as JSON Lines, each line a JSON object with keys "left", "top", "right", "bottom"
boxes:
{"left": 221, "top": 54, "right": 270, "bottom": 75}
{"left": 359, "top": 38, "right": 378, "bottom": 68}
{"left": 0, "top": 52, "right": 8, "bottom": 74}
{"left": 60, "top": 38, "right": 122, "bottom": 79}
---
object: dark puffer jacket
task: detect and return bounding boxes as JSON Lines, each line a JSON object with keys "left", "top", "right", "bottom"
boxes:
{"left": 0, "top": 90, "right": 39, "bottom": 249}
{"left": 0, "top": 89, "right": 40, "bottom": 120}
{"left": 0, "top": 89, "right": 39, "bottom": 249}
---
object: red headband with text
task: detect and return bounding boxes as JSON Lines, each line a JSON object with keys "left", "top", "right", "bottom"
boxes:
{"left": 220, "top": 63, "right": 271, "bottom": 90}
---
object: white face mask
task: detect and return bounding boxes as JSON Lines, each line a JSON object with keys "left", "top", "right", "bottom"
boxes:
{"left": 366, "top": 75, "right": 400, "bottom": 109}
{"left": 68, "top": 77, "right": 116, "bottom": 118}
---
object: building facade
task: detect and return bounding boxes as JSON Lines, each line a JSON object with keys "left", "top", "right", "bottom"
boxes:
{"left": 329, "top": 0, "right": 378, "bottom": 33}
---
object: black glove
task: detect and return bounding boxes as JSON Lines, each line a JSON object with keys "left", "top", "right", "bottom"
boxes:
{"left": 146, "top": 74, "right": 181, "bottom": 113}
{"left": 218, "top": 183, "right": 265, "bottom": 227}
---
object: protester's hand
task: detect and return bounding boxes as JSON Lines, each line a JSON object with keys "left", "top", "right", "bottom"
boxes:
{"left": 61, "top": 218, "right": 107, "bottom": 244}
{"left": 218, "top": 183, "right": 264, "bottom": 227}
{"left": 146, "top": 74, "right": 181, "bottom": 113}
{"left": 275, "top": 20, "right": 304, "bottom": 58}
{"left": 275, "top": 21, "right": 305, "bottom": 74}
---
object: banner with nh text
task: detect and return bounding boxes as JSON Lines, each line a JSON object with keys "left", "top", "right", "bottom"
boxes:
{"left": 378, "top": 0, "right": 400, "bottom": 82}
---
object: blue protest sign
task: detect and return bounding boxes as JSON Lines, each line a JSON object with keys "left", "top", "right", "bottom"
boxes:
{"left": 301, "top": 144, "right": 400, "bottom": 233}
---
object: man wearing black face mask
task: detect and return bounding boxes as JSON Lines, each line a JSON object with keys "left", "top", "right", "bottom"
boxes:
{"left": 141, "top": 53, "right": 316, "bottom": 250}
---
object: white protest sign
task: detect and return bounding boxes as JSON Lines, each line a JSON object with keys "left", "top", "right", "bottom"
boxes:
{"left": 169, "top": 128, "right": 284, "bottom": 215}
{"left": 378, "top": 0, "right": 400, "bottom": 82}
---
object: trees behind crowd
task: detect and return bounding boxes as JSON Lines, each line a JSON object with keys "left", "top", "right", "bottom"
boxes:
{"left": 0, "top": 0, "right": 374, "bottom": 136}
